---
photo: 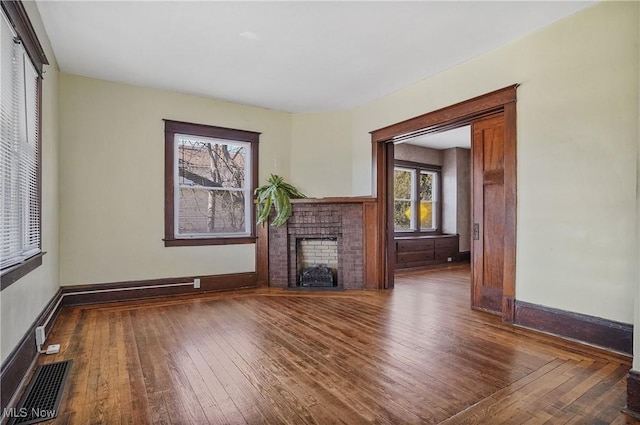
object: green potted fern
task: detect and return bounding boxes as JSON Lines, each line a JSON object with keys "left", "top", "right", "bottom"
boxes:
{"left": 255, "top": 174, "right": 307, "bottom": 226}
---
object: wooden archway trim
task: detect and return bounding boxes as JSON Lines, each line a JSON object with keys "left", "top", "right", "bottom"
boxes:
{"left": 371, "top": 85, "right": 517, "bottom": 143}
{"left": 370, "top": 85, "right": 517, "bottom": 323}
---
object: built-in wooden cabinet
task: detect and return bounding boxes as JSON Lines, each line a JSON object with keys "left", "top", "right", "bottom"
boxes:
{"left": 395, "top": 234, "right": 459, "bottom": 269}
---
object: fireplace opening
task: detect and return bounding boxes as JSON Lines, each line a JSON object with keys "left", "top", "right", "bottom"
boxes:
{"left": 297, "top": 238, "right": 338, "bottom": 287}
{"left": 299, "top": 265, "right": 334, "bottom": 287}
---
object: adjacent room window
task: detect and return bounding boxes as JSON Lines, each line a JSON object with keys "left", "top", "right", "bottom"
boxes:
{"left": 394, "top": 161, "right": 441, "bottom": 233}
{"left": 164, "top": 120, "right": 259, "bottom": 246}
{"left": 1, "top": 2, "right": 48, "bottom": 286}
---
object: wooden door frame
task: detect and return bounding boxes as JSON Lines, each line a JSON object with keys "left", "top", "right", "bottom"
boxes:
{"left": 370, "top": 85, "right": 518, "bottom": 322}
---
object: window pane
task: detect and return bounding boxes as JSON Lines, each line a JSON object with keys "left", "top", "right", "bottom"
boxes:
{"left": 1, "top": 12, "right": 41, "bottom": 270}
{"left": 394, "top": 169, "right": 412, "bottom": 200}
{"left": 178, "top": 188, "right": 246, "bottom": 235}
{"left": 419, "top": 172, "right": 434, "bottom": 201}
{"left": 394, "top": 200, "right": 412, "bottom": 231}
{"left": 177, "top": 137, "right": 246, "bottom": 189}
{"left": 420, "top": 201, "right": 434, "bottom": 229}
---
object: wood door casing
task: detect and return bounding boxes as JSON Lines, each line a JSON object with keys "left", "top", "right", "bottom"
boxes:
{"left": 371, "top": 86, "right": 517, "bottom": 314}
{"left": 385, "top": 142, "right": 395, "bottom": 288}
{"left": 472, "top": 114, "right": 506, "bottom": 314}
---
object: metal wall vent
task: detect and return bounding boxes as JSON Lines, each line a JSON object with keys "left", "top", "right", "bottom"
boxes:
{"left": 8, "top": 360, "right": 72, "bottom": 425}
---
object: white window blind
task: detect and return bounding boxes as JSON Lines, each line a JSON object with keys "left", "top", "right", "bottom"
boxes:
{"left": 1, "top": 10, "right": 41, "bottom": 270}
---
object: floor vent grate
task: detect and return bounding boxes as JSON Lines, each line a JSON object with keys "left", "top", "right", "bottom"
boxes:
{"left": 8, "top": 360, "right": 72, "bottom": 425}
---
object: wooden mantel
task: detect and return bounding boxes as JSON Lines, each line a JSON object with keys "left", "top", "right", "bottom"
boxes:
{"left": 256, "top": 197, "right": 380, "bottom": 289}
{"left": 290, "top": 197, "right": 377, "bottom": 204}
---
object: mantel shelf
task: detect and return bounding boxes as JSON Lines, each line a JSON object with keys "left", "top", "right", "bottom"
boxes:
{"left": 290, "top": 197, "right": 376, "bottom": 204}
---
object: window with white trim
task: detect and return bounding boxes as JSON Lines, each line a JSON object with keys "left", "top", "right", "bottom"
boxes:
{"left": 164, "top": 120, "right": 259, "bottom": 246}
{"left": 1, "top": 5, "right": 45, "bottom": 276}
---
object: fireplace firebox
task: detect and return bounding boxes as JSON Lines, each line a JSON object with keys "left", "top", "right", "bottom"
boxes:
{"left": 299, "top": 265, "right": 335, "bottom": 287}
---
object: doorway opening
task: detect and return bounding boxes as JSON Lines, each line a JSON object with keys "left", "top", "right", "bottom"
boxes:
{"left": 370, "top": 85, "right": 517, "bottom": 322}
{"left": 393, "top": 126, "right": 471, "bottom": 271}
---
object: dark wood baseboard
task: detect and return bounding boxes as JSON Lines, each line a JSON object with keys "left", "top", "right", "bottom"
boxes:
{"left": 395, "top": 261, "right": 470, "bottom": 274}
{"left": 514, "top": 301, "right": 633, "bottom": 355}
{"left": 1, "top": 271, "right": 257, "bottom": 417}
{"left": 458, "top": 251, "right": 470, "bottom": 261}
{"left": 625, "top": 370, "right": 640, "bottom": 419}
{"left": 0, "top": 288, "right": 63, "bottom": 414}
{"left": 61, "top": 272, "right": 257, "bottom": 306}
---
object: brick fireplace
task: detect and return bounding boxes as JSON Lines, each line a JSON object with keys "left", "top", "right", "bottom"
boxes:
{"left": 267, "top": 198, "right": 376, "bottom": 290}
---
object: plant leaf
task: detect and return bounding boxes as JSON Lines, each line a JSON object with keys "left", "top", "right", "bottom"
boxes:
{"left": 254, "top": 174, "right": 304, "bottom": 226}
{"left": 272, "top": 189, "right": 292, "bottom": 226}
{"left": 256, "top": 194, "right": 272, "bottom": 225}
{"left": 272, "top": 189, "right": 284, "bottom": 226}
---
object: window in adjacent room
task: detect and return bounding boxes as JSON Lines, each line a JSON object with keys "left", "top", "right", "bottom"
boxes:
{"left": 1, "top": 1, "right": 48, "bottom": 288}
{"left": 393, "top": 161, "right": 441, "bottom": 233}
{"left": 163, "top": 120, "right": 259, "bottom": 247}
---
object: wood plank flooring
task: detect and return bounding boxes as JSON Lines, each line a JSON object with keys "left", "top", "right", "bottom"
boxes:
{"left": 34, "top": 265, "right": 638, "bottom": 424}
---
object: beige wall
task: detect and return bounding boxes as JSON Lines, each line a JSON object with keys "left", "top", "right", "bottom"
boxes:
{"left": 290, "top": 111, "right": 353, "bottom": 197}
{"left": 1, "top": 3, "right": 60, "bottom": 363}
{"left": 394, "top": 144, "right": 442, "bottom": 166}
{"left": 441, "top": 148, "right": 471, "bottom": 252}
{"left": 58, "top": 74, "right": 292, "bottom": 286}
{"left": 291, "top": 2, "right": 638, "bottom": 324}
{"left": 456, "top": 149, "right": 471, "bottom": 253}
{"left": 441, "top": 149, "right": 457, "bottom": 235}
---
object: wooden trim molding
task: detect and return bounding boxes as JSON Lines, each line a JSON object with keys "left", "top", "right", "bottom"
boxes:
{"left": 501, "top": 101, "right": 517, "bottom": 323}
{"left": 363, "top": 202, "right": 379, "bottom": 289}
{"left": 624, "top": 370, "right": 640, "bottom": 419}
{"left": 61, "top": 272, "right": 258, "bottom": 306}
{"left": 502, "top": 296, "right": 515, "bottom": 323}
{"left": 162, "top": 119, "right": 261, "bottom": 143}
{"left": 290, "top": 197, "right": 376, "bottom": 204}
{"left": 256, "top": 222, "right": 269, "bottom": 287}
{"left": 371, "top": 85, "right": 517, "bottom": 143}
{"left": 514, "top": 300, "right": 633, "bottom": 355}
{"left": 371, "top": 141, "right": 393, "bottom": 289}
{"left": 163, "top": 237, "right": 256, "bottom": 247}
{"left": 1, "top": 0, "right": 49, "bottom": 75}
{"left": 1, "top": 252, "right": 45, "bottom": 290}
{"left": 1, "top": 288, "right": 63, "bottom": 413}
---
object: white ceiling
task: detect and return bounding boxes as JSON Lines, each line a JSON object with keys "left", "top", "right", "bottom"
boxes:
{"left": 36, "top": 1, "right": 595, "bottom": 113}
{"left": 402, "top": 125, "right": 471, "bottom": 150}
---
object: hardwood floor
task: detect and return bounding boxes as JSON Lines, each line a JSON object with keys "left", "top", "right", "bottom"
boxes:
{"left": 33, "top": 265, "right": 638, "bottom": 424}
